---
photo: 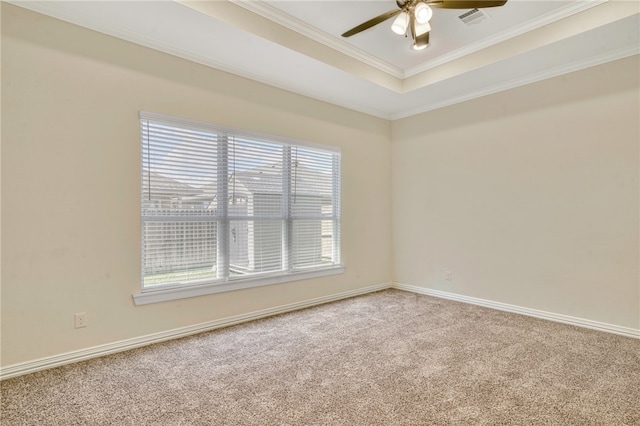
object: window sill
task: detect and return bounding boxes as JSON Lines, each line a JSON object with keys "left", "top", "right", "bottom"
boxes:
{"left": 132, "top": 266, "right": 345, "bottom": 305}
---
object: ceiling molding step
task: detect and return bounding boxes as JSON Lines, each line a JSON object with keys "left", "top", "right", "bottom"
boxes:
{"left": 5, "top": 1, "right": 132, "bottom": 43}
{"left": 402, "top": 0, "right": 640, "bottom": 93}
{"left": 8, "top": 0, "right": 637, "bottom": 122}
{"left": 5, "top": 1, "right": 327, "bottom": 104}
{"left": 230, "top": 0, "right": 405, "bottom": 79}
{"left": 392, "top": 46, "right": 640, "bottom": 120}
{"left": 5, "top": 0, "right": 393, "bottom": 119}
{"left": 178, "top": 0, "right": 404, "bottom": 93}
{"left": 2, "top": 0, "right": 391, "bottom": 120}
{"left": 404, "top": 0, "right": 608, "bottom": 78}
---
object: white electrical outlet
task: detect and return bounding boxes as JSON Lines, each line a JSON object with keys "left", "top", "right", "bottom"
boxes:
{"left": 445, "top": 271, "right": 452, "bottom": 281}
{"left": 74, "top": 312, "right": 88, "bottom": 328}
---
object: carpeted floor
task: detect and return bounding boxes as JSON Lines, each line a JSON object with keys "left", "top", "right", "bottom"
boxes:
{"left": 1, "top": 289, "right": 639, "bottom": 425}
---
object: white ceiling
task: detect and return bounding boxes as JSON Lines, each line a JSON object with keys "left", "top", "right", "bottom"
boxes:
{"left": 10, "top": 0, "right": 640, "bottom": 119}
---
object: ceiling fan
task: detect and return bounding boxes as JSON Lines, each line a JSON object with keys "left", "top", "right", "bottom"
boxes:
{"left": 342, "top": 0, "right": 508, "bottom": 51}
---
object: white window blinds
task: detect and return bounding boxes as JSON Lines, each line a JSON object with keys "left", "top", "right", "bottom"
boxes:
{"left": 140, "top": 112, "right": 341, "bottom": 291}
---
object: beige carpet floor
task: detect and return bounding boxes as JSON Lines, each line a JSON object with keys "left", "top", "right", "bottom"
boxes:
{"left": 1, "top": 289, "right": 639, "bottom": 425}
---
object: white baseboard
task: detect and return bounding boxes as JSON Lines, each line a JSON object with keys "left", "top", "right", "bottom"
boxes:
{"left": 392, "top": 282, "right": 640, "bottom": 339}
{"left": 0, "top": 283, "right": 391, "bottom": 380}
{"left": 4, "top": 282, "right": 637, "bottom": 380}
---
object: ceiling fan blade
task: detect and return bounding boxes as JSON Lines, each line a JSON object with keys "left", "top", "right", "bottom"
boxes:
{"left": 341, "top": 9, "right": 401, "bottom": 37}
{"left": 430, "top": 0, "right": 507, "bottom": 9}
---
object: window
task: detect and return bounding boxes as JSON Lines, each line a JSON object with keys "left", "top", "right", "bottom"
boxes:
{"left": 134, "top": 112, "right": 342, "bottom": 305}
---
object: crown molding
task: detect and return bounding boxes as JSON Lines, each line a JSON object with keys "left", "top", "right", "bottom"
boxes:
{"left": 5, "top": 0, "right": 394, "bottom": 119}
{"left": 230, "top": 0, "right": 405, "bottom": 79}
{"left": 392, "top": 45, "right": 639, "bottom": 120}
{"left": 405, "top": 0, "right": 608, "bottom": 77}
{"left": 230, "top": 0, "right": 608, "bottom": 80}
{"left": 7, "top": 0, "right": 635, "bottom": 121}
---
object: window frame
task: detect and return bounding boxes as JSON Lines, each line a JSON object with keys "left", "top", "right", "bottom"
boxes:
{"left": 133, "top": 112, "right": 343, "bottom": 305}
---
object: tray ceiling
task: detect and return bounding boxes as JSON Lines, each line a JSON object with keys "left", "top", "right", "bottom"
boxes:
{"left": 9, "top": 0, "right": 640, "bottom": 119}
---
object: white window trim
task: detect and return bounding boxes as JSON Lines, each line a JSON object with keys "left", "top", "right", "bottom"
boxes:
{"left": 133, "top": 266, "right": 345, "bottom": 305}
{"left": 134, "top": 112, "right": 343, "bottom": 305}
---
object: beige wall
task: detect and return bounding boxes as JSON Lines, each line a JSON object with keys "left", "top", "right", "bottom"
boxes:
{"left": 2, "top": 3, "right": 639, "bottom": 370}
{"left": 0, "top": 4, "right": 392, "bottom": 366}
{"left": 392, "top": 56, "right": 640, "bottom": 329}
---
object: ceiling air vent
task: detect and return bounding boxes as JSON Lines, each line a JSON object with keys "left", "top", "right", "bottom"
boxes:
{"left": 458, "top": 8, "right": 489, "bottom": 26}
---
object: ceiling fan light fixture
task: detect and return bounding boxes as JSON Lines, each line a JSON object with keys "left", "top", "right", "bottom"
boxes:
{"left": 341, "top": 0, "right": 508, "bottom": 51}
{"left": 391, "top": 12, "right": 410, "bottom": 35}
{"left": 414, "top": 2, "right": 433, "bottom": 24}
